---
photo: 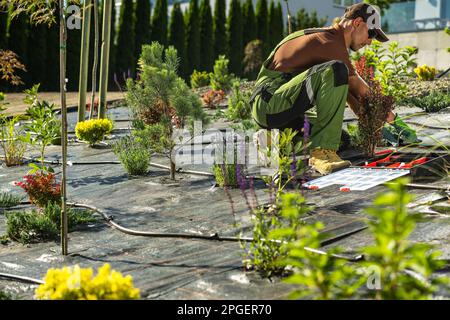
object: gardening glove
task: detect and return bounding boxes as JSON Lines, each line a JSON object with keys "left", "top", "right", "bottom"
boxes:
{"left": 382, "top": 114, "right": 421, "bottom": 146}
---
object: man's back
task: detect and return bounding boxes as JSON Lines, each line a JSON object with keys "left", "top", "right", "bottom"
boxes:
{"left": 268, "top": 25, "right": 356, "bottom": 77}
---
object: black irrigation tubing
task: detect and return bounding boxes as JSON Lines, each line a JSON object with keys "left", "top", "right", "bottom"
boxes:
{"left": 15, "top": 156, "right": 215, "bottom": 177}
{"left": 0, "top": 272, "right": 44, "bottom": 285}
{"left": 67, "top": 202, "right": 364, "bottom": 262}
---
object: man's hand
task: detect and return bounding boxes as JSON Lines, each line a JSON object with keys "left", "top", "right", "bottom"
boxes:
{"left": 386, "top": 111, "right": 396, "bottom": 123}
{"left": 385, "top": 114, "right": 421, "bottom": 145}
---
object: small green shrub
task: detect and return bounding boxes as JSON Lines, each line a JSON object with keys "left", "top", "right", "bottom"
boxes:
{"left": 0, "top": 92, "right": 7, "bottom": 112}
{"left": 405, "top": 90, "right": 450, "bottom": 113}
{"left": 0, "top": 116, "right": 27, "bottom": 167}
{"left": 112, "top": 136, "right": 151, "bottom": 176}
{"left": 23, "top": 100, "right": 61, "bottom": 172}
{"left": 346, "top": 123, "right": 364, "bottom": 149}
{"left": 213, "top": 163, "right": 241, "bottom": 188}
{"left": 44, "top": 202, "right": 96, "bottom": 230}
{"left": 190, "top": 70, "right": 210, "bottom": 88}
{"left": 353, "top": 41, "right": 417, "bottom": 102}
{"left": 209, "top": 55, "right": 234, "bottom": 91}
{"left": 242, "top": 130, "right": 306, "bottom": 277}
{"left": 75, "top": 118, "right": 113, "bottom": 146}
{"left": 230, "top": 119, "right": 259, "bottom": 131}
{"left": 136, "top": 121, "right": 177, "bottom": 179}
{"left": 5, "top": 203, "right": 95, "bottom": 244}
{"left": 126, "top": 42, "right": 207, "bottom": 129}
{"left": 6, "top": 210, "right": 58, "bottom": 244}
{"left": 361, "top": 178, "right": 448, "bottom": 300}
{"left": 243, "top": 40, "right": 264, "bottom": 80}
{"left": 277, "top": 193, "right": 363, "bottom": 300}
{"left": 242, "top": 205, "right": 286, "bottom": 277}
{"left": 225, "top": 80, "right": 252, "bottom": 121}
{"left": 0, "top": 290, "right": 13, "bottom": 300}
{"left": 0, "top": 192, "right": 23, "bottom": 208}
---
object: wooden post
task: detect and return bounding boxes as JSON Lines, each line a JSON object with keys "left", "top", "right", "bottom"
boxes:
{"left": 59, "top": 0, "right": 69, "bottom": 256}
{"left": 77, "top": 0, "right": 91, "bottom": 123}
{"left": 284, "top": 0, "right": 292, "bottom": 35}
{"left": 98, "top": 0, "right": 112, "bottom": 119}
{"left": 88, "top": 0, "right": 99, "bottom": 120}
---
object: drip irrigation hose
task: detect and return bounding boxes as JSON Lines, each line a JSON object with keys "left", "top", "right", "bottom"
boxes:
{"left": 12, "top": 156, "right": 215, "bottom": 177}
{"left": 404, "top": 183, "right": 450, "bottom": 192}
{"left": 0, "top": 272, "right": 43, "bottom": 285}
{"left": 67, "top": 202, "right": 364, "bottom": 262}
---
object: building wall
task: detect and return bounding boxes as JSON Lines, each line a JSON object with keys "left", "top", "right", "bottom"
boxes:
{"left": 386, "top": 30, "right": 450, "bottom": 70}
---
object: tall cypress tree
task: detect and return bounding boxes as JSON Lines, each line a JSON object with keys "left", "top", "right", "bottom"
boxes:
{"left": 255, "top": 0, "right": 269, "bottom": 57}
{"left": 213, "top": 0, "right": 226, "bottom": 60}
{"left": 0, "top": 9, "right": 7, "bottom": 49}
{"left": 8, "top": 14, "right": 28, "bottom": 90}
{"left": 199, "top": 0, "right": 213, "bottom": 72}
{"left": 242, "top": 0, "right": 256, "bottom": 48}
{"left": 135, "top": 0, "right": 152, "bottom": 62}
{"left": 27, "top": 22, "right": 47, "bottom": 89}
{"left": 185, "top": 0, "right": 200, "bottom": 77}
{"left": 227, "top": 0, "right": 243, "bottom": 76}
{"left": 276, "top": 2, "right": 284, "bottom": 41}
{"left": 169, "top": 2, "right": 186, "bottom": 78}
{"left": 151, "top": 0, "right": 168, "bottom": 47}
{"left": 46, "top": 10, "right": 59, "bottom": 91}
{"left": 116, "top": 0, "right": 135, "bottom": 79}
{"left": 268, "top": 0, "right": 277, "bottom": 52}
{"left": 268, "top": 1, "right": 283, "bottom": 50}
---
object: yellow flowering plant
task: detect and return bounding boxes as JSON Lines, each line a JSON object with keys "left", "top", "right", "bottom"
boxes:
{"left": 414, "top": 65, "right": 437, "bottom": 81}
{"left": 35, "top": 263, "right": 140, "bottom": 300}
{"left": 75, "top": 118, "right": 113, "bottom": 146}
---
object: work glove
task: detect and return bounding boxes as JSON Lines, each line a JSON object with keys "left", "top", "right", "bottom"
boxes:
{"left": 382, "top": 114, "right": 422, "bottom": 146}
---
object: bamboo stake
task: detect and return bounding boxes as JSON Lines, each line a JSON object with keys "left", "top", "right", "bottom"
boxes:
{"left": 98, "top": 0, "right": 112, "bottom": 119}
{"left": 59, "top": 0, "right": 68, "bottom": 256}
{"left": 284, "top": 0, "right": 292, "bottom": 34}
{"left": 89, "top": 0, "right": 99, "bottom": 120}
{"left": 77, "top": 0, "right": 91, "bottom": 123}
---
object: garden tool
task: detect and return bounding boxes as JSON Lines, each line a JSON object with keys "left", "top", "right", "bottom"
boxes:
{"left": 382, "top": 114, "right": 421, "bottom": 146}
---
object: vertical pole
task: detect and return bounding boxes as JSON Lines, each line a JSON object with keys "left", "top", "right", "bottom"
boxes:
{"left": 284, "top": 0, "right": 292, "bottom": 34}
{"left": 98, "top": 0, "right": 112, "bottom": 119}
{"left": 89, "top": 0, "right": 99, "bottom": 120}
{"left": 78, "top": 0, "right": 91, "bottom": 123}
{"left": 59, "top": 0, "right": 69, "bottom": 256}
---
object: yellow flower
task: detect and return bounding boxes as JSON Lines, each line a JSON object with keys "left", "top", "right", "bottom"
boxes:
{"left": 35, "top": 263, "right": 140, "bottom": 300}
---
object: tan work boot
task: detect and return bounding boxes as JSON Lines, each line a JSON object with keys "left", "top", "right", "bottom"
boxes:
{"left": 309, "top": 148, "right": 351, "bottom": 175}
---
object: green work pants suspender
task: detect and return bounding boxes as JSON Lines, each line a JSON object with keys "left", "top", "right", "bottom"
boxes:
{"left": 251, "top": 29, "right": 350, "bottom": 151}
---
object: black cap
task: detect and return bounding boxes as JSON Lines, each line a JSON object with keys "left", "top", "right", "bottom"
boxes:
{"left": 344, "top": 3, "right": 389, "bottom": 42}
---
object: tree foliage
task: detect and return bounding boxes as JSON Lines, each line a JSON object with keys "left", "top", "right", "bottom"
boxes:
{"left": 151, "top": 0, "right": 168, "bottom": 47}
{"left": 227, "top": 0, "right": 243, "bottom": 76}
{"left": 213, "top": 0, "right": 226, "bottom": 59}
{"left": 185, "top": 0, "right": 200, "bottom": 77}
{"left": 134, "top": 0, "right": 152, "bottom": 62}
{"left": 199, "top": 0, "right": 213, "bottom": 72}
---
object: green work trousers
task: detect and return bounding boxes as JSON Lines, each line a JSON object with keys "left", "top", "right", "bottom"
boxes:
{"left": 252, "top": 60, "right": 349, "bottom": 151}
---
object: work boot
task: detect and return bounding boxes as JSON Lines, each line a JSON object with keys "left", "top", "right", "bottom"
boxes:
{"left": 308, "top": 147, "right": 352, "bottom": 175}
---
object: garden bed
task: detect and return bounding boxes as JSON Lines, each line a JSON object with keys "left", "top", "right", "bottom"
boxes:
{"left": 0, "top": 100, "right": 449, "bottom": 299}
